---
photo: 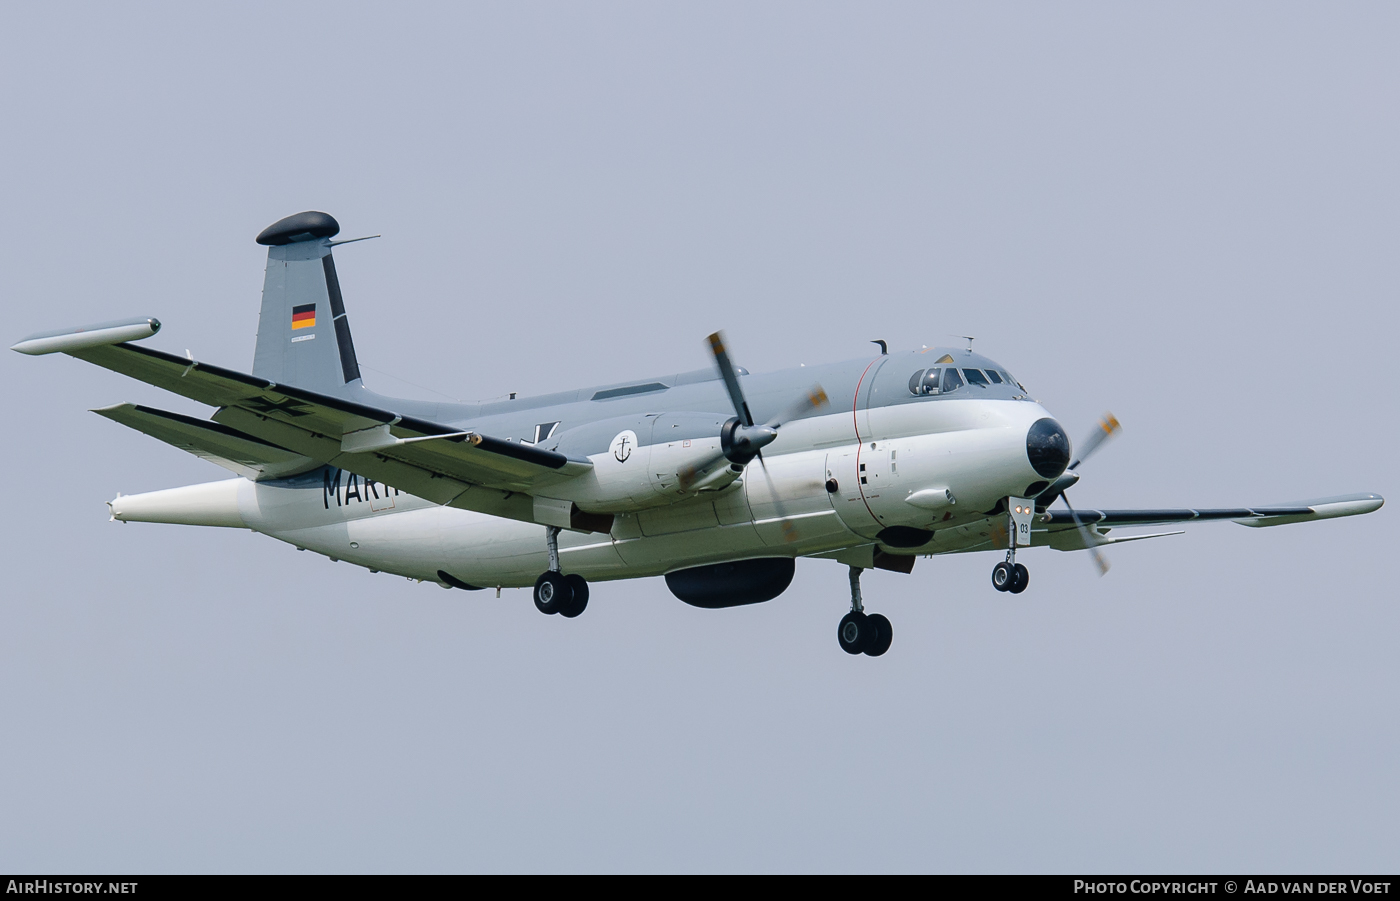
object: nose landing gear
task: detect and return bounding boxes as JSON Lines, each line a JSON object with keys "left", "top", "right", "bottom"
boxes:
{"left": 837, "top": 566, "right": 892, "bottom": 656}
{"left": 533, "top": 526, "right": 589, "bottom": 617}
{"left": 992, "top": 497, "right": 1033, "bottom": 594}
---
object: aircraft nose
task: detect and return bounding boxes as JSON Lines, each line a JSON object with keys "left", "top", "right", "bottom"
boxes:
{"left": 1026, "top": 418, "right": 1071, "bottom": 479}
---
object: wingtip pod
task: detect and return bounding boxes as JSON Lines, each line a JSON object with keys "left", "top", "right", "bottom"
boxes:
{"left": 1237, "top": 493, "right": 1385, "bottom": 528}
{"left": 12, "top": 317, "right": 161, "bottom": 355}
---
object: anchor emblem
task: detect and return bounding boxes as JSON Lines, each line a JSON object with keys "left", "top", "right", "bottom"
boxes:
{"left": 609, "top": 430, "right": 637, "bottom": 464}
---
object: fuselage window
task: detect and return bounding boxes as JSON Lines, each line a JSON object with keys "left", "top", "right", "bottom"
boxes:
{"left": 985, "top": 369, "right": 1004, "bottom": 384}
{"left": 908, "top": 369, "right": 926, "bottom": 395}
{"left": 964, "top": 368, "right": 990, "bottom": 387}
{"left": 921, "top": 369, "right": 942, "bottom": 395}
{"left": 941, "top": 368, "right": 963, "bottom": 393}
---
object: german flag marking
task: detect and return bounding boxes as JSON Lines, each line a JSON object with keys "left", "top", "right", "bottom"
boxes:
{"left": 291, "top": 303, "right": 316, "bottom": 330}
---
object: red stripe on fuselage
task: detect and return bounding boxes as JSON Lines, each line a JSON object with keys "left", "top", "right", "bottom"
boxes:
{"left": 851, "top": 357, "right": 883, "bottom": 526}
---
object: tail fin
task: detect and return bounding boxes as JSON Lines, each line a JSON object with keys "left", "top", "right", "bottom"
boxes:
{"left": 252, "top": 211, "right": 362, "bottom": 397}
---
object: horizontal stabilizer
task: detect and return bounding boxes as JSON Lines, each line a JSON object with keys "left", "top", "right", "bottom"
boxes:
{"left": 93, "top": 403, "right": 316, "bottom": 481}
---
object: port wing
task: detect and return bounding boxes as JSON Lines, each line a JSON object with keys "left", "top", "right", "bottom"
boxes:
{"left": 69, "top": 343, "right": 591, "bottom": 513}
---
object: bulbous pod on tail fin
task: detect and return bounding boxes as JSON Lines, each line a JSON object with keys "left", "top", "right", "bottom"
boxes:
{"left": 252, "top": 211, "right": 362, "bottom": 397}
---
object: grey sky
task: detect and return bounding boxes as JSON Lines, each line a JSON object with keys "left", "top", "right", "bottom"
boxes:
{"left": 1, "top": 2, "right": 1395, "bottom": 873}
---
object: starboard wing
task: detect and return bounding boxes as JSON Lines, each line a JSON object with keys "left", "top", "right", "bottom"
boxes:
{"left": 1039, "top": 494, "right": 1383, "bottom": 532}
{"left": 93, "top": 403, "right": 317, "bottom": 481}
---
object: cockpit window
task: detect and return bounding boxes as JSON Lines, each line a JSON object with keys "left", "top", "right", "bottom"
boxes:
{"left": 914, "top": 367, "right": 1007, "bottom": 396}
{"left": 1002, "top": 371, "right": 1025, "bottom": 391}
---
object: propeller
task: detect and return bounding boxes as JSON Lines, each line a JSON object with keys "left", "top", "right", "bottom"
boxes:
{"left": 1069, "top": 412, "right": 1121, "bottom": 471}
{"left": 679, "top": 332, "right": 829, "bottom": 541}
{"left": 1061, "top": 490, "right": 1111, "bottom": 576}
{"left": 1053, "top": 412, "right": 1122, "bottom": 576}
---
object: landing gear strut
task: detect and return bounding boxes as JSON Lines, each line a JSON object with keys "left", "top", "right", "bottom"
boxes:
{"left": 837, "top": 566, "right": 892, "bottom": 656}
{"left": 534, "top": 526, "right": 589, "bottom": 617}
{"left": 992, "top": 496, "right": 1032, "bottom": 594}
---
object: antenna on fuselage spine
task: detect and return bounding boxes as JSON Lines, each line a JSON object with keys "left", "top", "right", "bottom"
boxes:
{"left": 954, "top": 335, "right": 975, "bottom": 355}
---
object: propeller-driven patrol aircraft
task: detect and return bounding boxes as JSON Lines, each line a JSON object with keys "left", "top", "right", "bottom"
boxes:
{"left": 15, "top": 211, "right": 1384, "bottom": 656}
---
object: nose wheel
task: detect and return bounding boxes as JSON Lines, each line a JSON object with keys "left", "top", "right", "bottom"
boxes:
{"left": 991, "top": 561, "right": 1029, "bottom": 594}
{"left": 837, "top": 566, "right": 892, "bottom": 656}
{"left": 534, "top": 527, "right": 590, "bottom": 617}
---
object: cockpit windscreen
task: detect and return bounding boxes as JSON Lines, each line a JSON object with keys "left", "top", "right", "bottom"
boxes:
{"left": 906, "top": 364, "right": 1024, "bottom": 397}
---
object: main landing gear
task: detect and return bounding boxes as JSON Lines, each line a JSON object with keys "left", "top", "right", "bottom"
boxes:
{"left": 837, "top": 566, "right": 892, "bottom": 657}
{"left": 534, "top": 526, "right": 589, "bottom": 618}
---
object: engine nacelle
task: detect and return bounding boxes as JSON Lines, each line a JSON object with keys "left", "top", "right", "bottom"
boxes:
{"left": 548, "top": 411, "right": 744, "bottom": 514}
{"left": 664, "top": 557, "right": 795, "bottom": 608}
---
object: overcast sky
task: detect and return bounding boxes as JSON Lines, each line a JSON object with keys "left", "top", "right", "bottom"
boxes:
{"left": 1, "top": 2, "right": 1395, "bottom": 873}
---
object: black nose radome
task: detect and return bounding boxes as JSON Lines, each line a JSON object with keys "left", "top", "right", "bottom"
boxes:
{"left": 1026, "top": 418, "right": 1071, "bottom": 479}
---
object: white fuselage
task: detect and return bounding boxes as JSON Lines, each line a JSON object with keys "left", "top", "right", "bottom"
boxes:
{"left": 112, "top": 396, "right": 1056, "bottom": 588}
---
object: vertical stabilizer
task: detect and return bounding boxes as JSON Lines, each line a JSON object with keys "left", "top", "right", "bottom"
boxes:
{"left": 252, "top": 211, "right": 362, "bottom": 397}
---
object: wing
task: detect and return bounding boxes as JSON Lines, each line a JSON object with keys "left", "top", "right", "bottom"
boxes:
{"left": 1038, "top": 494, "right": 1383, "bottom": 549}
{"left": 71, "top": 342, "right": 593, "bottom": 524}
{"left": 93, "top": 403, "right": 317, "bottom": 481}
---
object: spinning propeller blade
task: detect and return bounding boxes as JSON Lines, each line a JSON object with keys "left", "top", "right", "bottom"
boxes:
{"left": 677, "top": 448, "right": 730, "bottom": 490}
{"left": 707, "top": 332, "right": 753, "bottom": 426}
{"left": 676, "top": 381, "right": 830, "bottom": 491}
{"left": 1069, "top": 412, "right": 1121, "bottom": 471}
{"left": 705, "top": 331, "right": 829, "bottom": 432}
{"left": 1060, "top": 490, "right": 1111, "bottom": 576}
{"left": 755, "top": 452, "right": 799, "bottom": 543}
{"left": 1046, "top": 411, "right": 1121, "bottom": 576}
{"left": 684, "top": 332, "right": 830, "bottom": 540}
{"left": 764, "top": 385, "right": 829, "bottom": 430}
